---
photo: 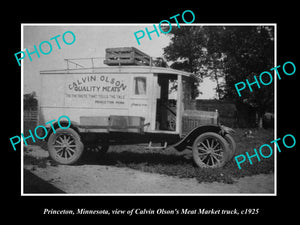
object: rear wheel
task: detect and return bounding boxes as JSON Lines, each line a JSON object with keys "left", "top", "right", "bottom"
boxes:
{"left": 192, "top": 132, "right": 229, "bottom": 168}
{"left": 47, "top": 128, "right": 84, "bottom": 165}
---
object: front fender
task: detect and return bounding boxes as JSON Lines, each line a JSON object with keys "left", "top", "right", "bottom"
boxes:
{"left": 43, "top": 120, "right": 80, "bottom": 141}
{"left": 172, "top": 125, "right": 231, "bottom": 151}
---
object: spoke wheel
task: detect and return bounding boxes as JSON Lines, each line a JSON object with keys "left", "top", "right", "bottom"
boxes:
{"left": 192, "top": 132, "right": 229, "bottom": 168}
{"left": 48, "top": 128, "right": 84, "bottom": 165}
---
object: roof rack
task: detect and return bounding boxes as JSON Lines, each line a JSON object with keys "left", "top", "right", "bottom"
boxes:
{"left": 104, "top": 47, "right": 151, "bottom": 66}
{"left": 64, "top": 47, "right": 169, "bottom": 70}
{"left": 103, "top": 47, "right": 169, "bottom": 68}
{"left": 64, "top": 57, "right": 104, "bottom": 70}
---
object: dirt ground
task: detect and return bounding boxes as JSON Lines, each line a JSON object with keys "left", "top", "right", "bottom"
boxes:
{"left": 23, "top": 145, "right": 275, "bottom": 194}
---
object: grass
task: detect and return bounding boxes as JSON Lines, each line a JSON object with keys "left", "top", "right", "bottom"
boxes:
{"left": 24, "top": 119, "right": 275, "bottom": 184}
{"left": 82, "top": 128, "right": 274, "bottom": 184}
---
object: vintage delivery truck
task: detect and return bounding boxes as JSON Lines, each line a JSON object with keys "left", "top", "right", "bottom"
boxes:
{"left": 39, "top": 47, "right": 236, "bottom": 168}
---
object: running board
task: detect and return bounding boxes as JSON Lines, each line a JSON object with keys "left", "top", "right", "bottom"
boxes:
{"left": 144, "top": 141, "right": 167, "bottom": 150}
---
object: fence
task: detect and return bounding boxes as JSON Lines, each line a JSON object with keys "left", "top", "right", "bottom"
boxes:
{"left": 24, "top": 110, "right": 38, "bottom": 122}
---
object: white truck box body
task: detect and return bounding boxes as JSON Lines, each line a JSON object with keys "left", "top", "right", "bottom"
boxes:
{"left": 39, "top": 66, "right": 191, "bottom": 133}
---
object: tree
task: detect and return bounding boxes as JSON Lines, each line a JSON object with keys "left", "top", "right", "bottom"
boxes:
{"left": 24, "top": 91, "right": 37, "bottom": 110}
{"left": 163, "top": 26, "right": 208, "bottom": 74}
{"left": 213, "top": 26, "right": 275, "bottom": 127}
{"left": 163, "top": 25, "right": 275, "bottom": 127}
{"left": 163, "top": 26, "right": 209, "bottom": 99}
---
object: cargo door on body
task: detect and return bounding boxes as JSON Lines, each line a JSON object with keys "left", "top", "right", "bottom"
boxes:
{"left": 128, "top": 74, "right": 153, "bottom": 132}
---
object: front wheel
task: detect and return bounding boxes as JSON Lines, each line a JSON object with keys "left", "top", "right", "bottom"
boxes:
{"left": 224, "top": 134, "right": 237, "bottom": 161}
{"left": 192, "top": 132, "right": 230, "bottom": 168}
{"left": 47, "top": 128, "right": 84, "bottom": 165}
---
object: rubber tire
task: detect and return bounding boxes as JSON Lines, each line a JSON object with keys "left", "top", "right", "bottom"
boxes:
{"left": 192, "top": 132, "right": 230, "bottom": 168}
{"left": 224, "top": 134, "right": 237, "bottom": 161}
{"left": 47, "top": 128, "right": 84, "bottom": 165}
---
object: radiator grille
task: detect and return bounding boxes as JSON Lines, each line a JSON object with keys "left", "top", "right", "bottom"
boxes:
{"left": 182, "top": 114, "right": 218, "bottom": 134}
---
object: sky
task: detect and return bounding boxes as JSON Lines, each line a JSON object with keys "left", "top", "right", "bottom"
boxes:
{"left": 22, "top": 24, "right": 217, "bottom": 99}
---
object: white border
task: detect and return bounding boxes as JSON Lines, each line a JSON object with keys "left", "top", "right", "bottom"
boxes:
{"left": 21, "top": 23, "right": 277, "bottom": 196}
{"left": 21, "top": 23, "right": 24, "bottom": 195}
{"left": 274, "top": 24, "right": 277, "bottom": 196}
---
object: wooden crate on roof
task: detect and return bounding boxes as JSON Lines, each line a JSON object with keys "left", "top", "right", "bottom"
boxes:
{"left": 103, "top": 47, "right": 151, "bottom": 66}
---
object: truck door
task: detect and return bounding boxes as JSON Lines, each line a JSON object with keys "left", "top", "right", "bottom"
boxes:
{"left": 155, "top": 74, "right": 178, "bottom": 131}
